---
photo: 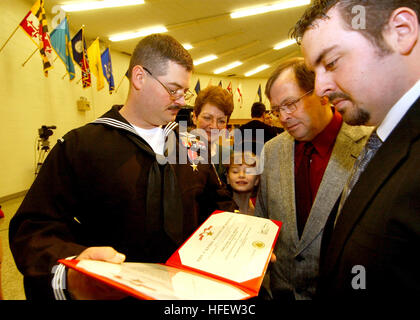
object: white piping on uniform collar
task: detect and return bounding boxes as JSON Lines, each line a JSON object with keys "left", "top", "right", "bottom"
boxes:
{"left": 163, "top": 121, "right": 178, "bottom": 137}
{"left": 91, "top": 117, "right": 138, "bottom": 135}
{"left": 92, "top": 118, "right": 178, "bottom": 138}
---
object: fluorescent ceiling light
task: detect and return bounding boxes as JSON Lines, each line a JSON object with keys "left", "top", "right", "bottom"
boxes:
{"left": 109, "top": 26, "right": 168, "bottom": 42}
{"left": 230, "top": 0, "right": 310, "bottom": 19}
{"left": 214, "top": 61, "right": 243, "bottom": 74}
{"left": 245, "top": 64, "right": 270, "bottom": 77}
{"left": 183, "top": 43, "right": 193, "bottom": 50}
{"left": 194, "top": 54, "right": 218, "bottom": 66}
{"left": 61, "top": 0, "right": 145, "bottom": 12}
{"left": 273, "top": 39, "right": 296, "bottom": 50}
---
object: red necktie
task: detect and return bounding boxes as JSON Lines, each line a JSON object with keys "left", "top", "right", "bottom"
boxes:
{"left": 295, "top": 142, "right": 315, "bottom": 238}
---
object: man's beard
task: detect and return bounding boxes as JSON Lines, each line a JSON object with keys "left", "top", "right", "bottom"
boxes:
{"left": 328, "top": 92, "right": 370, "bottom": 126}
{"left": 345, "top": 107, "right": 370, "bottom": 126}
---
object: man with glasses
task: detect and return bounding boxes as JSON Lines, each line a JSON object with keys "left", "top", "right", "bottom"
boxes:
{"left": 9, "top": 34, "right": 203, "bottom": 300}
{"left": 255, "top": 57, "right": 371, "bottom": 300}
{"left": 143, "top": 66, "right": 195, "bottom": 102}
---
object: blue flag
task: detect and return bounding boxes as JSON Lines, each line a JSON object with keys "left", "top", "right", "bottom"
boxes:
{"left": 71, "top": 28, "right": 91, "bottom": 88}
{"left": 194, "top": 79, "right": 201, "bottom": 94}
{"left": 101, "top": 47, "right": 115, "bottom": 94}
{"left": 50, "top": 17, "right": 75, "bottom": 80}
{"left": 257, "top": 84, "right": 262, "bottom": 102}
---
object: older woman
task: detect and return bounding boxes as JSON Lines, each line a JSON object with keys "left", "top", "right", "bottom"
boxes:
{"left": 168, "top": 86, "right": 235, "bottom": 235}
{"left": 192, "top": 86, "right": 234, "bottom": 181}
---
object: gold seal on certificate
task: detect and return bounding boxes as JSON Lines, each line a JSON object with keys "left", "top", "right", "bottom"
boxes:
{"left": 252, "top": 241, "right": 265, "bottom": 249}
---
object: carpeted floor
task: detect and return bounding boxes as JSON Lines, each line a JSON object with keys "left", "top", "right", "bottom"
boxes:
{"left": 0, "top": 196, "right": 26, "bottom": 300}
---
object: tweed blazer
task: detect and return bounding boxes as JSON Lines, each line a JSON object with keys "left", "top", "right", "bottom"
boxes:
{"left": 255, "top": 122, "right": 372, "bottom": 299}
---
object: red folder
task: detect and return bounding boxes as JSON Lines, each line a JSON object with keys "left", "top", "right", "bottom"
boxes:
{"left": 60, "top": 211, "right": 282, "bottom": 300}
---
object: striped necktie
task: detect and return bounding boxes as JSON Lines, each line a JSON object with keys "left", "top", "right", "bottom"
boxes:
{"left": 335, "top": 130, "right": 382, "bottom": 226}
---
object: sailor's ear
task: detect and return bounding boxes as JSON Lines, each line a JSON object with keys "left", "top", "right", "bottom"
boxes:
{"left": 130, "top": 65, "right": 147, "bottom": 90}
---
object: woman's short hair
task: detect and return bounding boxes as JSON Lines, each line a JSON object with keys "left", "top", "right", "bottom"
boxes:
{"left": 194, "top": 85, "right": 234, "bottom": 118}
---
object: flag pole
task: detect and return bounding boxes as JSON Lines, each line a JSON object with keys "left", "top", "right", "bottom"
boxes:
{"left": 114, "top": 74, "right": 126, "bottom": 93}
{"left": 22, "top": 48, "right": 39, "bottom": 67}
{"left": 0, "top": 24, "right": 21, "bottom": 54}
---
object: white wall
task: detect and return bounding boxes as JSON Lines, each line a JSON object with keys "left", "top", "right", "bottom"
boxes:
{"left": 189, "top": 74, "right": 271, "bottom": 119}
{"left": 0, "top": 0, "right": 269, "bottom": 198}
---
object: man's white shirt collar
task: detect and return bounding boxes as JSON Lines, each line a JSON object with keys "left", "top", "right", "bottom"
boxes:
{"left": 377, "top": 79, "right": 420, "bottom": 142}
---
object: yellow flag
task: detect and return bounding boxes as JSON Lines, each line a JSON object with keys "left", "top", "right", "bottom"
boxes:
{"left": 87, "top": 38, "right": 104, "bottom": 91}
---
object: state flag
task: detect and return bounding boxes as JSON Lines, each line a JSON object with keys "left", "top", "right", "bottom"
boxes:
{"left": 227, "top": 81, "right": 233, "bottom": 94}
{"left": 87, "top": 38, "right": 105, "bottom": 91}
{"left": 194, "top": 79, "right": 201, "bottom": 94}
{"left": 237, "top": 83, "right": 243, "bottom": 106}
{"left": 50, "top": 17, "right": 75, "bottom": 80}
{"left": 19, "top": 0, "right": 53, "bottom": 76}
{"left": 257, "top": 84, "right": 262, "bottom": 102}
{"left": 101, "top": 47, "right": 115, "bottom": 94}
{"left": 71, "top": 28, "right": 91, "bottom": 88}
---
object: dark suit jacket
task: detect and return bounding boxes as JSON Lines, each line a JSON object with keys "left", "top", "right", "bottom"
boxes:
{"left": 236, "top": 120, "right": 283, "bottom": 154}
{"left": 239, "top": 120, "right": 282, "bottom": 142}
{"left": 318, "top": 99, "right": 420, "bottom": 299}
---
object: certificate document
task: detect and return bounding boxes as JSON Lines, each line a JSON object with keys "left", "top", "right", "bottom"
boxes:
{"left": 60, "top": 211, "right": 282, "bottom": 300}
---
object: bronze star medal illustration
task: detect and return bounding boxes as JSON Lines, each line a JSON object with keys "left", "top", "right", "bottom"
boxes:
{"left": 179, "top": 132, "right": 206, "bottom": 173}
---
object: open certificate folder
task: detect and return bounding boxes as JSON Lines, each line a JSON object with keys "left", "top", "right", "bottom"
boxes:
{"left": 59, "top": 211, "right": 282, "bottom": 300}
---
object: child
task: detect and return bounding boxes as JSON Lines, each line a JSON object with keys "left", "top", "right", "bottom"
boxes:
{"left": 226, "top": 151, "right": 260, "bottom": 215}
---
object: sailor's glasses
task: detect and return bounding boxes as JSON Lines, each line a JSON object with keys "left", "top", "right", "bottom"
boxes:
{"left": 143, "top": 66, "right": 194, "bottom": 101}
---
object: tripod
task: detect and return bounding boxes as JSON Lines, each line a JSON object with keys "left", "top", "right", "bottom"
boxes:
{"left": 35, "top": 139, "right": 50, "bottom": 176}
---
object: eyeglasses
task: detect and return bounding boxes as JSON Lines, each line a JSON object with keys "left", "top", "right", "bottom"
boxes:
{"left": 198, "top": 114, "right": 228, "bottom": 128}
{"left": 271, "top": 90, "right": 313, "bottom": 115}
{"left": 143, "top": 66, "right": 194, "bottom": 101}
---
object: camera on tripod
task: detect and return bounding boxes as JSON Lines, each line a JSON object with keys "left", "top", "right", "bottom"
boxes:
{"left": 37, "top": 125, "right": 56, "bottom": 151}
{"left": 38, "top": 125, "right": 56, "bottom": 140}
{"left": 35, "top": 125, "right": 56, "bottom": 175}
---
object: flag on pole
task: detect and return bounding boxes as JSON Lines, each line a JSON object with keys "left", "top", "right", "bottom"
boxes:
{"left": 101, "top": 47, "right": 115, "bottom": 94}
{"left": 50, "top": 17, "right": 75, "bottom": 80}
{"left": 194, "top": 79, "right": 201, "bottom": 94}
{"left": 218, "top": 80, "right": 222, "bottom": 87}
{"left": 19, "top": 0, "right": 53, "bottom": 76}
{"left": 257, "top": 84, "right": 262, "bottom": 102}
{"left": 115, "top": 70, "right": 128, "bottom": 93}
{"left": 71, "top": 28, "right": 91, "bottom": 88}
{"left": 227, "top": 81, "right": 233, "bottom": 94}
{"left": 236, "top": 83, "right": 243, "bottom": 106}
{"left": 87, "top": 38, "right": 105, "bottom": 91}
